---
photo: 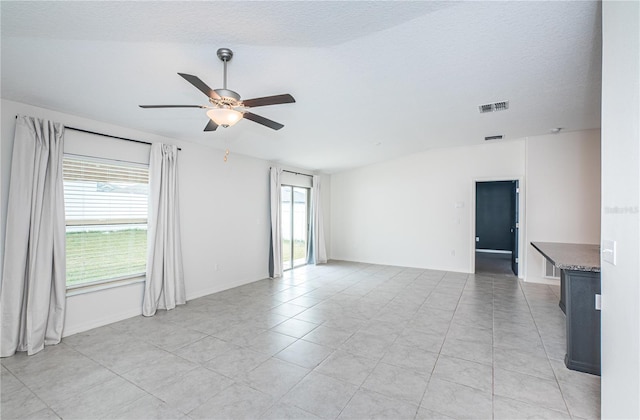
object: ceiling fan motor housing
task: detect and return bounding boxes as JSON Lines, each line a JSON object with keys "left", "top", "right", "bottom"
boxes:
{"left": 214, "top": 89, "right": 241, "bottom": 102}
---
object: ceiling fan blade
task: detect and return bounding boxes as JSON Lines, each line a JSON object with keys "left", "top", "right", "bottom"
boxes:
{"left": 139, "top": 105, "right": 206, "bottom": 108}
{"left": 242, "top": 94, "right": 295, "bottom": 108}
{"left": 204, "top": 119, "right": 218, "bottom": 132}
{"left": 178, "top": 73, "right": 221, "bottom": 100}
{"left": 243, "top": 112, "right": 284, "bottom": 130}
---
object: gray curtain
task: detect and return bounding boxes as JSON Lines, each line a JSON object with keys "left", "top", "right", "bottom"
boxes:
{"left": 142, "top": 144, "right": 185, "bottom": 316}
{"left": 1, "top": 115, "right": 66, "bottom": 357}
{"left": 307, "top": 175, "right": 328, "bottom": 265}
{"left": 269, "top": 167, "right": 283, "bottom": 278}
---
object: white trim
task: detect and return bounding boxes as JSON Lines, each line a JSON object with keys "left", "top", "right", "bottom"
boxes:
{"left": 62, "top": 305, "right": 143, "bottom": 337}
{"left": 63, "top": 274, "right": 270, "bottom": 337}
{"left": 476, "top": 249, "right": 512, "bottom": 254}
{"left": 185, "top": 275, "right": 269, "bottom": 301}
{"left": 66, "top": 276, "right": 145, "bottom": 297}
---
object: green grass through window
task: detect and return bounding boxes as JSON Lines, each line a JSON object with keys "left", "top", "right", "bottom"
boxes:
{"left": 282, "top": 239, "right": 307, "bottom": 264}
{"left": 66, "top": 228, "right": 147, "bottom": 287}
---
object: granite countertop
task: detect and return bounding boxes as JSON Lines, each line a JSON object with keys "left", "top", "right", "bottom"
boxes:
{"left": 531, "top": 242, "right": 601, "bottom": 273}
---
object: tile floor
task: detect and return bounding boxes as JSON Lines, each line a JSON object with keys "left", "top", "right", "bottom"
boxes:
{"left": 1, "top": 261, "right": 600, "bottom": 419}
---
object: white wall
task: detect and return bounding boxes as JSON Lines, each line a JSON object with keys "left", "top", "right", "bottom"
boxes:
{"left": 330, "top": 130, "right": 601, "bottom": 280}
{"left": 524, "top": 129, "right": 601, "bottom": 284}
{"left": 330, "top": 140, "right": 526, "bottom": 273}
{"left": 601, "top": 1, "right": 640, "bottom": 418}
{"left": 1, "top": 99, "right": 305, "bottom": 336}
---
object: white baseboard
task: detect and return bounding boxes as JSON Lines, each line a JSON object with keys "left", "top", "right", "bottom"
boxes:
{"left": 186, "top": 278, "right": 263, "bottom": 301}
{"left": 63, "top": 307, "right": 143, "bottom": 337}
{"left": 62, "top": 276, "right": 268, "bottom": 337}
{"left": 524, "top": 275, "right": 561, "bottom": 286}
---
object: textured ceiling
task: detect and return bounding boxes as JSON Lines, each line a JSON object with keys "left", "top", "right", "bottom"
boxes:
{"left": 1, "top": 1, "right": 455, "bottom": 47}
{"left": 1, "top": 1, "right": 602, "bottom": 173}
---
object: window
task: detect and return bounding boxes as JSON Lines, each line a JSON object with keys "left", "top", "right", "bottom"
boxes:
{"left": 281, "top": 185, "right": 310, "bottom": 270}
{"left": 63, "top": 155, "right": 149, "bottom": 289}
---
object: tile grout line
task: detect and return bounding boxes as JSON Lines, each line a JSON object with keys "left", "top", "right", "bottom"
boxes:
{"left": 492, "top": 274, "right": 497, "bottom": 420}
{"left": 518, "top": 280, "right": 574, "bottom": 417}
{"left": 413, "top": 271, "right": 468, "bottom": 419}
{"left": 332, "top": 268, "right": 409, "bottom": 419}
{"left": 254, "top": 264, "right": 378, "bottom": 419}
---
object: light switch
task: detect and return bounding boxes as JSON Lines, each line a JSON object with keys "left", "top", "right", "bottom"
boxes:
{"left": 602, "top": 240, "right": 616, "bottom": 265}
{"left": 595, "top": 294, "right": 602, "bottom": 310}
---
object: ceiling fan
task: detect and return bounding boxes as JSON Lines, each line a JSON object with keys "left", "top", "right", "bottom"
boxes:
{"left": 139, "top": 48, "right": 295, "bottom": 131}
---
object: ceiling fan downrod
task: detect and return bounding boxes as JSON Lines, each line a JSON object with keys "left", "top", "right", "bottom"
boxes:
{"left": 217, "top": 48, "right": 233, "bottom": 90}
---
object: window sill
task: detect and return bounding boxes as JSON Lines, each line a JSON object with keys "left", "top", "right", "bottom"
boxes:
{"left": 66, "top": 276, "right": 145, "bottom": 297}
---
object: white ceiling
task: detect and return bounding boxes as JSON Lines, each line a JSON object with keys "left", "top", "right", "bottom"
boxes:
{"left": 1, "top": 1, "right": 602, "bottom": 173}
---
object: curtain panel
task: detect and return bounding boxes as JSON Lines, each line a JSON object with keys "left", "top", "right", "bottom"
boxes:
{"left": 142, "top": 143, "right": 186, "bottom": 316}
{"left": 1, "top": 115, "right": 66, "bottom": 357}
{"left": 308, "top": 175, "right": 328, "bottom": 265}
{"left": 269, "top": 167, "right": 283, "bottom": 278}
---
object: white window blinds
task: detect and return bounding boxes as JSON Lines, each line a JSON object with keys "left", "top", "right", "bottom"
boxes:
{"left": 63, "top": 155, "right": 149, "bottom": 288}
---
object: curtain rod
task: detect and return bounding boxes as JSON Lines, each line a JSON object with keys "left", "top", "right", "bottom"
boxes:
{"left": 66, "top": 126, "right": 182, "bottom": 151}
{"left": 15, "top": 116, "right": 181, "bottom": 151}
{"left": 275, "top": 168, "right": 313, "bottom": 177}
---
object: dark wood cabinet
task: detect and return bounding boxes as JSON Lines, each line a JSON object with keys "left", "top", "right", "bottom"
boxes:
{"left": 562, "top": 269, "right": 601, "bottom": 375}
{"left": 531, "top": 242, "right": 601, "bottom": 376}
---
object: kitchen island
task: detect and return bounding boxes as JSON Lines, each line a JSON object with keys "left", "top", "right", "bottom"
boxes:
{"left": 531, "top": 241, "right": 601, "bottom": 376}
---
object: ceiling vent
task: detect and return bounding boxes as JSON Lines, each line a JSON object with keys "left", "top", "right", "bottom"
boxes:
{"left": 484, "top": 135, "right": 504, "bottom": 141}
{"left": 479, "top": 100, "right": 509, "bottom": 113}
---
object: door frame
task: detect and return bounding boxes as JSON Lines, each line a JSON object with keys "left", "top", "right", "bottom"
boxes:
{"left": 469, "top": 176, "right": 525, "bottom": 278}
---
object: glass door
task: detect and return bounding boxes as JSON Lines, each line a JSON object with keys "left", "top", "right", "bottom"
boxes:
{"left": 281, "top": 185, "right": 309, "bottom": 270}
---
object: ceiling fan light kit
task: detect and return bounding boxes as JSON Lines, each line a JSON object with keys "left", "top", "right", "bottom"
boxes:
{"left": 139, "top": 48, "right": 295, "bottom": 132}
{"left": 206, "top": 108, "right": 243, "bottom": 127}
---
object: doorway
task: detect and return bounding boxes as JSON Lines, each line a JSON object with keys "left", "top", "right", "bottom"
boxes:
{"left": 281, "top": 185, "right": 310, "bottom": 270}
{"left": 475, "top": 180, "right": 519, "bottom": 276}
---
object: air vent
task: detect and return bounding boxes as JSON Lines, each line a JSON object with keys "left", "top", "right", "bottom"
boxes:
{"left": 484, "top": 135, "right": 504, "bottom": 141}
{"left": 494, "top": 101, "right": 509, "bottom": 111}
{"left": 478, "top": 100, "right": 510, "bottom": 113}
{"left": 544, "top": 259, "right": 561, "bottom": 280}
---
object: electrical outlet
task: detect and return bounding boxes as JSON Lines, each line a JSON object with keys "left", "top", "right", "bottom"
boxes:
{"left": 451, "top": 250, "right": 456, "bottom": 256}
{"left": 214, "top": 264, "right": 219, "bottom": 271}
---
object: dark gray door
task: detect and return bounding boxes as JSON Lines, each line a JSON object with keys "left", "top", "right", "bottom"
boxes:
{"left": 476, "top": 181, "right": 513, "bottom": 251}
{"left": 511, "top": 180, "right": 519, "bottom": 276}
